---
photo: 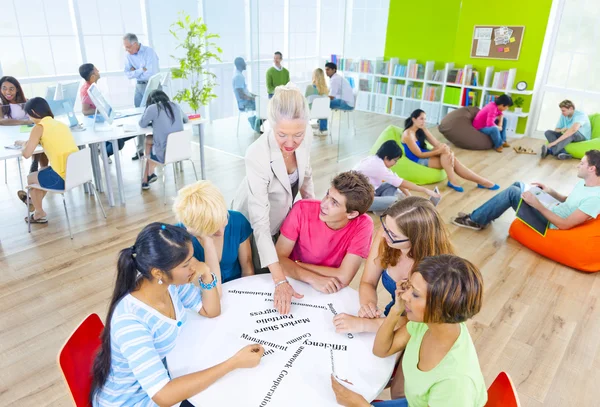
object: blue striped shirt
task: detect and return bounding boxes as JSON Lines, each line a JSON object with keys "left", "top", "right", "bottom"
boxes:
{"left": 93, "top": 284, "right": 202, "bottom": 407}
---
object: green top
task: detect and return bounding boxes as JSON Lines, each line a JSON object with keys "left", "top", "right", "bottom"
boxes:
{"left": 266, "top": 66, "right": 290, "bottom": 94}
{"left": 403, "top": 322, "right": 488, "bottom": 407}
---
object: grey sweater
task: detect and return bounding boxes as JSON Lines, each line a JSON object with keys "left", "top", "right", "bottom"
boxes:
{"left": 139, "top": 102, "right": 188, "bottom": 162}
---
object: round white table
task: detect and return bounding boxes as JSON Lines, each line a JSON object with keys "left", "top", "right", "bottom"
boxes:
{"left": 168, "top": 274, "right": 396, "bottom": 406}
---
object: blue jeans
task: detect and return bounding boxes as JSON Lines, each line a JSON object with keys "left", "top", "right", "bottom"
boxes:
{"left": 319, "top": 119, "right": 328, "bottom": 131}
{"left": 330, "top": 99, "right": 354, "bottom": 111}
{"left": 134, "top": 83, "right": 146, "bottom": 108}
{"left": 237, "top": 100, "right": 261, "bottom": 131}
{"left": 479, "top": 117, "right": 507, "bottom": 149}
{"left": 470, "top": 181, "right": 524, "bottom": 225}
{"left": 373, "top": 398, "right": 408, "bottom": 406}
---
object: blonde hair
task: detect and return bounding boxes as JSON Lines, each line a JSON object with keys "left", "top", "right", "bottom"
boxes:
{"left": 267, "top": 82, "right": 309, "bottom": 127}
{"left": 172, "top": 181, "right": 228, "bottom": 235}
{"left": 312, "top": 68, "right": 328, "bottom": 96}
{"left": 378, "top": 197, "right": 454, "bottom": 270}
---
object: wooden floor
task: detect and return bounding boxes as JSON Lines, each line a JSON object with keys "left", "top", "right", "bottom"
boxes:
{"left": 1, "top": 112, "right": 597, "bottom": 406}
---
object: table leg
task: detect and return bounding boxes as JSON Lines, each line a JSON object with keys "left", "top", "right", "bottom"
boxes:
{"left": 17, "top": 157, "right": 24, "bottom": 190}
{"left": 112, "top": 139, "right": 125, "bottom": 205}
{"left": 90, "top": 143, "right": 103, "bottom": 193}
{"left": 99, "top": 142, "right": 115, "bottom": 207}
{"left": 197, "top": 123, "right": 206, "bottom": 180}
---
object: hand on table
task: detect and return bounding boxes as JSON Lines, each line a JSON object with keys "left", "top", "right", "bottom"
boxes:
{"left": 310, "top": 274, "right": 344, "bottom": 294}
{"left": 273, "top": 280, "right": 303, "bottom": 315}
{"left": 357, "top": 302, "right": 381, "bottom": 319}
{"left": 14, "top": 140, "right": 26, "bottom": 147}
{"left": 233, "top": 344, "right": 264, "bottom": 369}
{"left": 331, "top": 375, "right": 371, "bottom": 407}
{"left": 333, "top": 313, "right": 367, "bottom": 334}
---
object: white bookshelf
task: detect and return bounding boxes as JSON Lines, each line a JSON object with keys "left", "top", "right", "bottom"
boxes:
{"left": 338, "top": 56, "right": 534, "bottom": 131}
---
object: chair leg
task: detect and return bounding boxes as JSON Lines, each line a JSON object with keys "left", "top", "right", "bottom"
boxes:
{"left": 26, "top": 188, "right": 31, "bottom": 234}
{"left": 62, "top": 194, "right": 73, "bottom": 240}
{"left": 89, "top": 182, "right": 107, "bottom": 219}
{"left": 140, "top": 156, "right": 146, "bottom": 194}
{"left": 163, "top": 168, "right": 167, "bottom": 205}
{"left": 173, "top": 164, "right": 178, "bottom": 191}
{"left": 188, "top": 159, "right": 199, "bottom": 181}
{"left": 4, "top": 160, "right": 7, "bottom": 184}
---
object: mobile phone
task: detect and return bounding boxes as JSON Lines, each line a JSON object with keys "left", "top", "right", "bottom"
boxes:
{"left": 429, "top": 187, "right": 441, "bottom": 207}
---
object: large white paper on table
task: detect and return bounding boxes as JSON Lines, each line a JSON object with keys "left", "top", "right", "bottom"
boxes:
{"left": 168, "top": 275, "right": 396, "bottom": 407}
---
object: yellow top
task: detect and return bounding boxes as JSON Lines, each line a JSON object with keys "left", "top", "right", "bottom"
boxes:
{"left": 38, "top": 117, "right": 78, "bottom": 179}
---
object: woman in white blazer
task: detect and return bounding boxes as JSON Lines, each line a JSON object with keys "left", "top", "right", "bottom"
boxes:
{"left": 232, "top": 83, "right": 314, "bottom": 314}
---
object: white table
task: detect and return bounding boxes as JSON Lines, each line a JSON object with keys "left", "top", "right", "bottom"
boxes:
{"left": 168, "top": 274, "right": 396, "bottom": 406}
{"left": 1, "top": 111, "right": 208, "bottom": 207}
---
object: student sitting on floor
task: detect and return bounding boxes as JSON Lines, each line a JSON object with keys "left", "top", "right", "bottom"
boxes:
{"left": 401, "top": 109, "right": 498, "bottom": 193}
{"left": 332, "top": 255, "right": 488, "bottom": 407}
{"left": 542, "top": 99, "right": 591, "bottom": 160}
{"left": 90, "top": 223, "right": 264, "bottom": 407}
{"left": 1, "top": 75, "right": 48, "bottom": 173}
{"left": 139, "top": 89, "right": 188, "bottom": 190}
{"left": 173, "top": 180, "right": 254, "bottom": 284}
{"left": 15, "top": 97, "right": 78, "bottom": 224}
{"left": 353, "top": 140, "right": 441, "bottom": 213}
{"left": 472, "top": 94, "right": 512, "bottom": 152}
{"left": 275, "top": 171, "right": 374, "bottom": 294}
{"left": 452, "top": 149, "right": 600, "bottom": 231}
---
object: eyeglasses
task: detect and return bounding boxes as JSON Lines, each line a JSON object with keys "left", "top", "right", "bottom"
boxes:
{"left": 380, "top": 216, "right": 410, "bottom": 244}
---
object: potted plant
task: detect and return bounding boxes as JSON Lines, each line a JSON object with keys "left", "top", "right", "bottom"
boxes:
{"left": 513, "top": 97, "right": 525, "bottom": 114}
{"left": 170, "top": 12, "right": 223, "bottom": 116}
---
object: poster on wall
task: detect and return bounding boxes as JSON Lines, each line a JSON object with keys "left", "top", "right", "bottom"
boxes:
{"left": 471, "top": 25, "right": 525, "bottom": 60}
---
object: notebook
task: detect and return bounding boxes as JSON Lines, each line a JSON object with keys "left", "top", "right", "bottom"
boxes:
{"left": 515, "top": 185, "right": 560, "bottom": 236}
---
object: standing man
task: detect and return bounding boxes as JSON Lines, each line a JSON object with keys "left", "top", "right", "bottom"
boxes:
{"left": 542, "top": 99, "right": 591, "bottom": 160}
{"left": 266, "top": 51, "right": 290, "bottom": 99}
{"left": 123, "top": 33, "right": 160, "bottom": 159}
{"left": 325, "top": 62, "right": 354, "bottom": 111}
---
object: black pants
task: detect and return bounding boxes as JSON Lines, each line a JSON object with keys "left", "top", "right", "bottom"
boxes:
{"left": 181, "top": 400, "right": 195, "bottom": 407}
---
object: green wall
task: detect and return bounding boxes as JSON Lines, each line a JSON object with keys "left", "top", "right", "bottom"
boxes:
{"left": 384, "top": 0, "right": 553, "bottom": 133}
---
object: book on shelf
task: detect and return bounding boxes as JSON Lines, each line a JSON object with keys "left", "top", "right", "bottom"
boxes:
{"left": 492, "top": 71, "right": 509, "bottom": 89}
{"left": 359, "top": 78, "right": 371, "bottom": 92}
{"left": 424, "top": 85, "right": 441, "bottom": 102}
{"left": 375, "top": 80, "right": 388, "bottom": 94}
{"left": 406, "top": 85, "right": 422, "bottom": 99}
{"left": 463, "top": 88, "right": 478, "bottom": 107}
{"left": 483, "top": 94, "right": 496, "bottom": 105}
{"left": 447, "top": 69, "right": 464, "bottom": 84}
{"left": 391, "top": 64, "right": 407, "bottom": 77}
{"left": 391, "top": 83, "right": 405, "bottom": 97}
{"left": 408, "top": 64, "right": 424, "bottom": 79}
{"left": 432, "top": 70, "right": 444, "bottom": 82}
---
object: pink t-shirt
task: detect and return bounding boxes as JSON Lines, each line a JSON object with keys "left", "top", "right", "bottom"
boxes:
{"left": 472, "top": 101, "right": 501, "bottom": 130}
{"left": 279, "top": 199, "right": 374, "bottom": 268}
{"left": 353, "top": 155, "right": 404, "bottom": 189}
{"left": 80, "top": 81, "right": 96, "bottom": 111}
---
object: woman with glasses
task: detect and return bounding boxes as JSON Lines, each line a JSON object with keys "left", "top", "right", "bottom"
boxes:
{"left": 332, "top": 197, "right": 453, "bottom": 399}
{"left": 173, "top": 180, "right": 254, "bottom": 284}
{"left": 232, "top": 83, "right": 315, "bottom": 315}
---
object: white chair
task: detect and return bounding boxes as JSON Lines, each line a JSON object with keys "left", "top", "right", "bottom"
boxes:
{"left": 141, "top": 130, "right": 198, "bottom": 205}
{"left": 26, "top": 148, "right": 107, "bottom": 239}
{"left": 309, "top": 97, "right": 332, "bottom": 138}
{"left": 257, "top": 96, "right": 269, "bottom": 133}
{"left": 235, "top": 96, "right": 258, "bottom": 138}
{"left": 332, "top": 93, "right": 358, "bottom": 140}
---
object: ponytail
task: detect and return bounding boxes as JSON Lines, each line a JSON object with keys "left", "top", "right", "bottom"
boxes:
{"left": 90, "top": 223, "right": 192, "bottom": 402}
{"left": 404, "top": 109, "right": 427, "bottom": 150}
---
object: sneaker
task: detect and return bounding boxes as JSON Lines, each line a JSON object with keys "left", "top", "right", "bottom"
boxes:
{"left": 141, "top": 182, "right": 150, "bottom": 190}
{"left": 540, "top": 145, "right": 548, "bottom": 159}
{"left": 502, "top": 142, "right": 511, "bottom": 148}
{"left": 477, "top": 183, "right": 500, "bottom": 190}
{"left": 148, "top": 173, "right": 158, "bottom": 184}
{"left": 557, "top": 153, "right": 572, "bottom": 160}
{"left": 447, "top": 181, "right": 464, "bottom": 193}
{"left": 132, "top": 152, "right": 144, "bottom": 160}
{"left": 452, "top": 214, "right": 483, "bottom": 231}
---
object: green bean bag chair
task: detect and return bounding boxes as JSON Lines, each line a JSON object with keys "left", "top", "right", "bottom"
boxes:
{"left": 564, "top": 114, "right": 600, "bottom": 158}
{"left": 370, "top": 126, "right": 447, "bottom": 185}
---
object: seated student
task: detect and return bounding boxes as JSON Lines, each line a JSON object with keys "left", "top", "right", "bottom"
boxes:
{"left": 325, "top": 62, "right": 355, "bottom": 111}
{"left": 472, "top": 94, "right": 512, "bottom": 152}
{"left": 402, "top": 109, "right": 499, "bottom": 192}
{"left": 305, "top": 68, "right": 329, "bottom": 132}
{"left": 542, "top": 99, "right": 592, "bottom": 160}
{"left": 79, "top": 63, "right": 134, "bottom": 159}
{"left": 452, "top": 149, "right": 600, "bottom": 231}
{"left": 332, "top": 254, "right": 488, "bottom": 407}
{"left": 353, "top": 140, "right": 441, "bottom": 213}
{"left": 233, "top": 56, "right": 261, "bottom": 132}
{"left": 15, "top": 97, "right": 78, "bottom": 224}
{"left": 173, "top": 180, "right": 254, "bottom": 283}
{"left": 276, "top": 171, "right": 374, "bottom": 293}
{"left": 1, "top": 76, "right": 48, "bottom": 173}
{"left": 139, "top": 89, "right": 188, "bottom": 190}
{"left": 91, "top": 223, "right": 264, "bottom": 407}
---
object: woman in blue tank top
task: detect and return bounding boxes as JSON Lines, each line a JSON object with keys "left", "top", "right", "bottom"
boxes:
{"left": 332, "top": 197, "right": 454, "bottom": 399}
{"left": 401, "top": 109, "right": 499, "bottom": 193}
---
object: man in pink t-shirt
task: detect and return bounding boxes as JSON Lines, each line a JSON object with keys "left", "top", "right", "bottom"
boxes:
{"left": 276, "top": 171, "right": 375, "bottom": 294}
{"left": 79, "top": 63, "right": 100, "bottom": 115}
{"left": 472, "top": 94, "right": 512, "bottom": 152}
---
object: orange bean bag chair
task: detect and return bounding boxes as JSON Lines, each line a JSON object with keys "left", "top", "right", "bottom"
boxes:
{"left": 508, "top": 217, "right": 600, "bottom": 272}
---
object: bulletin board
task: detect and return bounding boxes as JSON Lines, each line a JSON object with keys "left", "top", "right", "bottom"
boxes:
{"left": 470, "top": 26, "right": 525, "bottom": 60}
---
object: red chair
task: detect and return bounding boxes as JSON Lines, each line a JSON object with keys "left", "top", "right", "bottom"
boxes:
{"left": 57, "top": 313, "right": 104, "bottom": 406}
{"left": 485, "top": 371, "right": 521, "bottom": 407}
